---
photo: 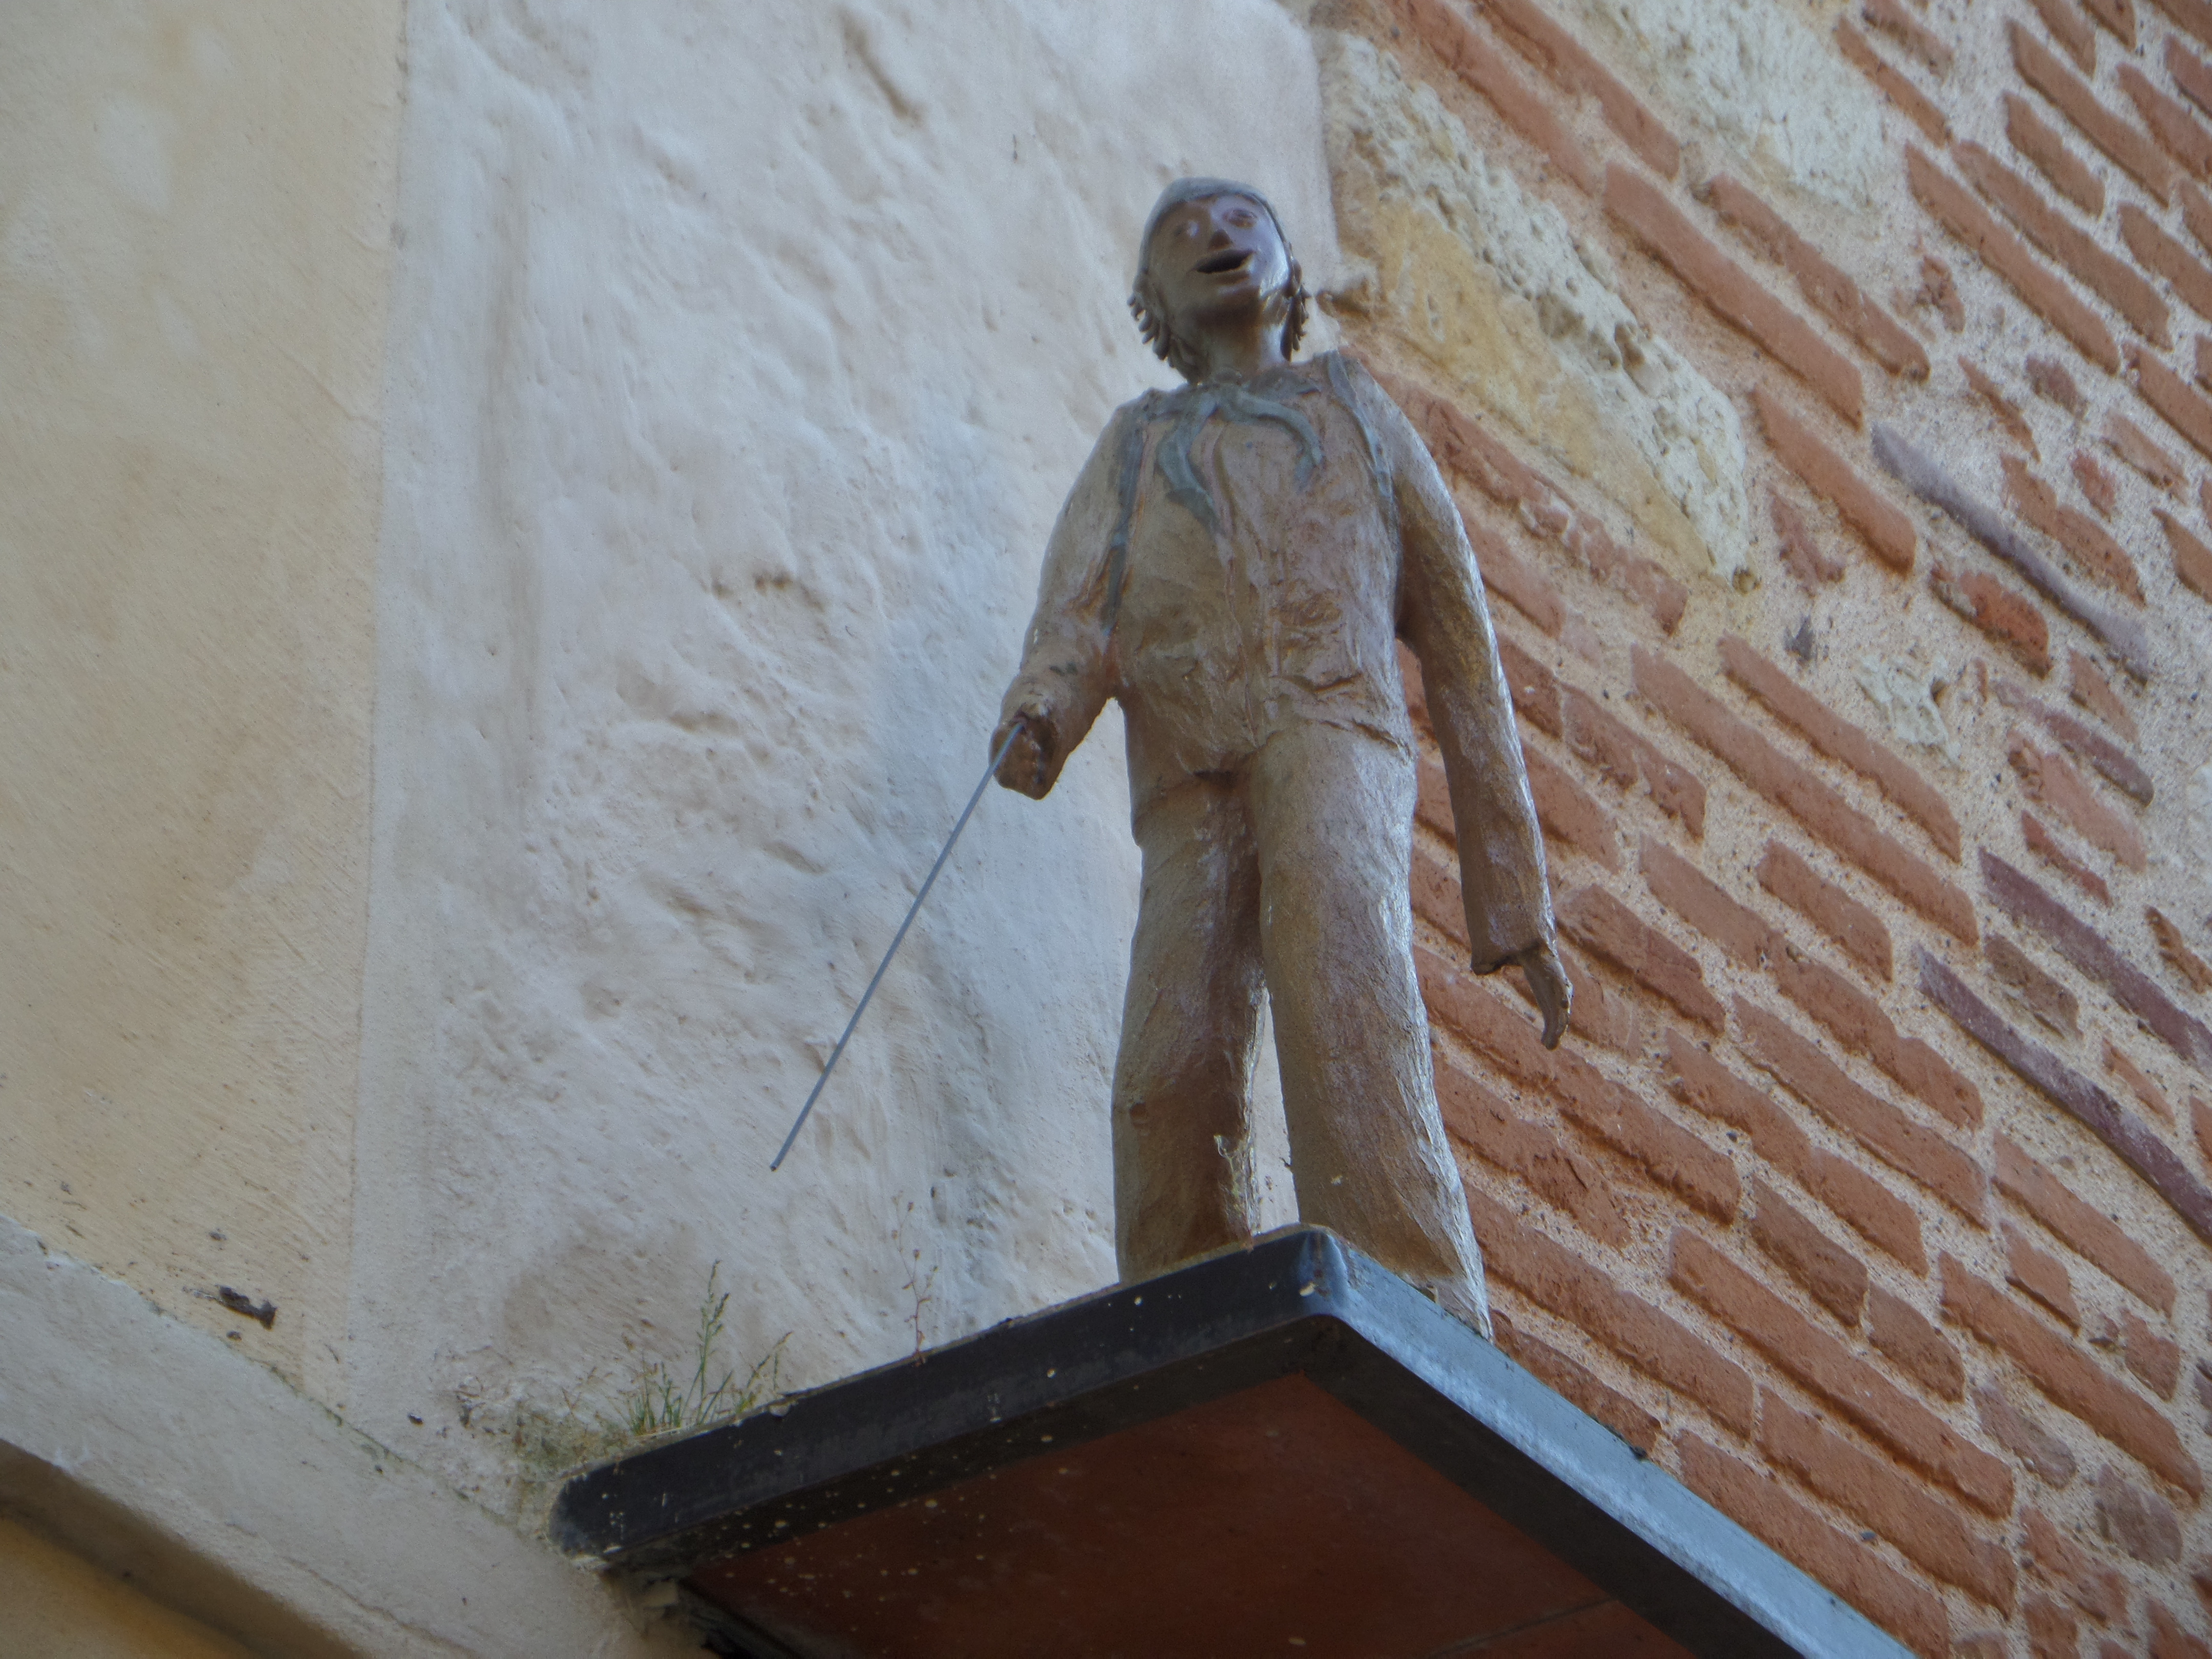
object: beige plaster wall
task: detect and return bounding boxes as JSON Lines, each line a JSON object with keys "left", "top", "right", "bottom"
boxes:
{"left": 348, "top": 0, "right": 1338, "bottom": 1508}
{"left": 0, "top": 1519, "right": 253, "bottom": 1659}
{"left": 0, "top": 0, "right": 406, "bottom": 1394}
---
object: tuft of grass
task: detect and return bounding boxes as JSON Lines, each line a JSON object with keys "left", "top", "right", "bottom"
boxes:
{"left": 507, "top": 1263, "right": 790, "bottom": 1477}
{"left": 616, "top": 1263, "right": 788, "bottom": 1439}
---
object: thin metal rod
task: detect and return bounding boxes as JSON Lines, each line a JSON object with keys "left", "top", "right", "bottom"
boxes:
{"left": 770, "top": 727, "right": 1023, "bottom": 1171}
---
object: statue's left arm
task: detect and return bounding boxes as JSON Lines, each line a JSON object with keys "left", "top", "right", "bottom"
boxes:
{"left": 1346, "top": 360, "right": 1567, "bottom": 1039}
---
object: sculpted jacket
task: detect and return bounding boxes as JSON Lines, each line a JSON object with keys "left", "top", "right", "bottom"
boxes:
{"left": 1001, "top": 350, "right": 1555, "bottom": 973}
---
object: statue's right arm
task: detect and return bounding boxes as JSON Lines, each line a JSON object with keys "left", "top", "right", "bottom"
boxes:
{"left": 992, "top": 406, "right": 1134, "bottom": 798}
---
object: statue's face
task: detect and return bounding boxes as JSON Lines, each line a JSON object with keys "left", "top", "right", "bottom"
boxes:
{"left": 1144, "top": 193, "right": 1291, "bottom": 342}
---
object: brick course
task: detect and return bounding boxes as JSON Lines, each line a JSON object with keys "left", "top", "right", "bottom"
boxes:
{"left": 1389, "top": 374, "right": 1689, "bottom": 631}
{"left": 2149, "top": 905, "right": 2212, "bottom": 989}
{"left": 1481, "top": 0, "right": 1677, "bottom": 176}
{"left": 2175, "top": 31, "right": 2212, "bottom": 118}
{"left": 2102, "top": 412, "right": 2183, "bottom": 496}
{"left": 2012, "top": 21, "right": 2175, "bottom": 200}
{"left": 2068, "top": 649, "right": 2139, "bottom": 738}
{"left": 2008, "top": 91, "right": 2107, "bottom": 214}
{"left": 1965, "top": 357, "right": 2044, "bottom": 458}
{"left": 1436, "top": 1050, "right": 1629, "bottom": 1247}
{"left": 1673, "top": 1231, "right": 2016, "bottom": 1514}
{"left": 2123, "top": 1309, "right": 2184, "bottom": 1398}
{"left": 2160, "top": 505, "right": 2212, "bottom": 599}
{"left": 1977, "top": 1382, "right": 2081, "bottom": 1486}
{"left": 1420, "top": 947, "right": 1740, "bottom": 1220}
{"left": 1994, "top": 678, "right": 2156, "bottom": 803}
{"left": 1717, "top": 636, "right": 1962, "bottom": 859}
{"left": 1760, "top": 1394, "right": 2018, "bottom": 1608}
{"left": 1934, "top": 561, "right": 2056, "bottom": 674}
{"left": 1557, "top": 885, "right": 1723, "bottom": 1030}
{"left": 1525, "top": 747, "right": 1621, "bottom": 871}
{"left": 2122, "top": 201, "right": 2212, "bottom": 323}
{"left": 1388, "top": 0, "right": 1596, "bottom": 192}
{"left": 1488, "top": 1309, "right": 1659, "bottom": 1454}
{"left": 1908, "top": 145, "right": 2121, "bottom": 370}
{"left": 2071, "top": 449, "right": 2118, "bottom": 515}
{"left": 2025, "top": 1505, "right": 2128, "bottom": 1622}
{"left": 2023, "top": 810, "right": 2114, "bottom": 902}
{"left": 1944, "top": 1256, "right": 2205, "bottom": 1496}
{"left": 1865, "top": 0, "right": 1955, "bottom": 74}
{"left": 2132, "top": 343, "right": 2212, "bottom": 465}
{"left": 1640, "top": 839, "right": 1775, "bottom": 969}
{"left": 1957, "top": 141, "right": 2173, "bottom": 346}
{"left": 2007, "top": 734, "right": 2150, "bottom": 869}
{"left": 2006, "top": 1222, "right": 2085, "bottom": 1327}
{"left": 2028, "top": 353, "right": 2088, "bottom": 414}
{"left": 1466, "top": 1183, "right": 1755, "bottom": 1432}
{"left": 1750, "top": 388, "right": 1915, "bottom": 569}
{"left": 2084, "top": 0, "right": 2136, "bottom": 50}
{"left": 1994, "top": 1133, "right": 2179, "bottom": 1314}
{"left": 1870, "top": 1287, "right": 1968, "bottom": 1402}
{"left": 1603, "top": 165, "right": 1865, "bottom": 426}
{"left": 1750, "top": 1176, "right": 1869, "bottom": 1325}
{"left": 1677, "top": 1432, "right": 1951, "bottom": 1657}
{"left": 1665, "top": 1031, "right": 1928, "bottom": 1271}
{"left": 1770, "top": 490, "right": 1845, "bottom": 586}
{"left": 1884, "top": 419, "right": 2159, "bottom": 674}
{"left": 1838, "top": 18, "right": 1951, "bottom": 148}
{"left": 1633, "top": 649, "right": 1978, "bottom": 941}
{"left": 1703, "top": 175, "right": 1929, "bottom": 380}
{"left": 2031, "top": 0, "right": 2100, "bottom": 73}
{"left": 1561, "top": 685, "right": 1706, "bottom": 837}
{"left": 1736, "top": 997, "right": 1990, "bottom": 1222}
{"left": 1988, "top": 930, "right": 2083, "bottom": 1038}
{"left": 1922, "top": 947, "right": 2212, "bottom": 1245}
{"left": 1769, "top": 948, "right": 1985, "bottom": 1129}
{"left": 2151, "top": 1599, "right": 2212, "bottom": 1658}
{"left": 2121, "top": 59, "right": 2212, "bottom": 177}
{"left": 1469, "top": 519, "right": 1565, "bottom": 637}
{"left": 1981, "top": 851, "right": 2212, "bottom": 1068}
{"left": 2002, "top": 454, "right": 2149, "bottom": 603}
{"left": 1758, "top": 841, "right": 1895, "bottom": 982}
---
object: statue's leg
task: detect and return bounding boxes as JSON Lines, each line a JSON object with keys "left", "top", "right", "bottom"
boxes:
{"left": 1249, "top": 723, "right": 1491, "bottom": 1334}
{"left": 1111, "top": 773, "right": 1266, "bottom": 1282}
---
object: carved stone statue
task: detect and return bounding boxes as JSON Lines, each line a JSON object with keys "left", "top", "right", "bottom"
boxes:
{"left": 993, "top": 178, "right": 1568, "bottom": 1332}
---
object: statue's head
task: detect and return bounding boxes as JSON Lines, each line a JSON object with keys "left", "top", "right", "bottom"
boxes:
{"left": 1130, "top": 177, "right": 1307, "bottom": 382}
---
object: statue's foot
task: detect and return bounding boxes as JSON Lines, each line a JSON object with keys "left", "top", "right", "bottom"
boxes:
{"left": 1414, "top": 1275, "right": 1494, "bottom": 1342}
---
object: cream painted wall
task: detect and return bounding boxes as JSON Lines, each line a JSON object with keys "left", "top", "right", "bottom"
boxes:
{"left": 0, "top": 1519, "right": 253, "bottom": 1659}
{"left": 349, "top": 0, "right": 1338, "bottom": 1505}
{"left": 0, "top": 2, "right": 406, "bottom": 1394}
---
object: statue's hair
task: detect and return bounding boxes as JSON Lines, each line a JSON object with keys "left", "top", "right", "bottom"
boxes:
{"left": 1130, "top": 177, "right": 1308, "bottom": 382}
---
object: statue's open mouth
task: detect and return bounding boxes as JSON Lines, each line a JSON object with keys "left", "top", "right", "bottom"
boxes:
{"left": 1195, "top": 249, "right": 1252, "bottom": 275}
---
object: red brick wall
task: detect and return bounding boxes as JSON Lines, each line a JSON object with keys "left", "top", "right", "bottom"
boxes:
{"left": 1319, "top": 0, "right": 2212, "bottom": 1650}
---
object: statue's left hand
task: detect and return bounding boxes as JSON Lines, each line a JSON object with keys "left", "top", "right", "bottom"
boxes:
{"left": 1506, "top": 940, "right": 1572, "bottom": 1050}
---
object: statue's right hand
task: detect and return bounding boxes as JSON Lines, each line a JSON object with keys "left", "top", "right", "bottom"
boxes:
{"left": 992, "top": 705, "right": 1056, "bottom": 799}
{"left": 1510, "top": 939, "right": 1573, "bottom": 1050}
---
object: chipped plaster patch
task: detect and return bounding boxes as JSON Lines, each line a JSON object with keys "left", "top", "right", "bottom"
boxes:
{"left": 1856, "top": 654, "right": 1961, "bottom": 766}
{"left": 1318, "top": 32, "right": 1750, "bottom": 586}
{"left": 1556, "top": 0, "right": 1887, "bottom": 210}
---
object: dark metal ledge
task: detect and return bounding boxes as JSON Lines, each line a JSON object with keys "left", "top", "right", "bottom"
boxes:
{"left": 555, "top": 1227, "right": 1905, "bottom": 1658}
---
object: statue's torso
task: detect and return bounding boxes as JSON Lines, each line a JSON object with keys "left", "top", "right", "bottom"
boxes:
{"left": 1108, "top": 355, "right": 1413, "bottom": 809}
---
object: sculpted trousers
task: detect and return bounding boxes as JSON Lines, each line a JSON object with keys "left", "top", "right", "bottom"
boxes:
{"left": 1111, "top": 720, "right": 1490, "bottom": 1326}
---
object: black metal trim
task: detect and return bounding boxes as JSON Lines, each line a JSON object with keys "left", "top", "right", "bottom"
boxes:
{"left": 553, "top": 1228, "right": 1905, "bottom": 1659}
